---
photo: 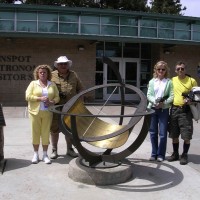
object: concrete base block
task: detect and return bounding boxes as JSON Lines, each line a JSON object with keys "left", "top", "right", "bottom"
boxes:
{"left": 68, "top": 157, "right": 133, "bottom": 185}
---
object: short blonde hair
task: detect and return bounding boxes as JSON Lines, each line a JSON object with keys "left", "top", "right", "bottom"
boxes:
{"left": 33, "top": 64, "right": 52, "bottom": 80}
{"left": 153, "top": 61, "right": 170, "bottom": 78}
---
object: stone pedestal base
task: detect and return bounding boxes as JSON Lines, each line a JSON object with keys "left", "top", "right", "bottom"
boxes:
{"left": 68, "top": 157, "right": 133, "bottom": 185}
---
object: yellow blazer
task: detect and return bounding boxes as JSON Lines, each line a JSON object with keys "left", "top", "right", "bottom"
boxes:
{"left": 25, "top": 80, "right": 60, "bottom": 115}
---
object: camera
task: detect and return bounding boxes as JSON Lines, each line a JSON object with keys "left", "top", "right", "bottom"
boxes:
{"left": 155, "top": 97, "right": 166, "bottom": 103}
{"left": 182, "top": 92, "right": 189, "bottom": 99}
{"left": 59, "top": 91, "right": 67, "bottom": 99}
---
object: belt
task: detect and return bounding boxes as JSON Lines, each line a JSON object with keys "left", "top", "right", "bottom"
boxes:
{"left": 172, "top": 104, "right": 187, "bottom": 109}
{"left": 152, "top": 106, "right": 164, "bottom": 110}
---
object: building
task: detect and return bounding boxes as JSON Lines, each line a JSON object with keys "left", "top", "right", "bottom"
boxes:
{"left": 0, "top": 4, "right": 200, "bottom": 106}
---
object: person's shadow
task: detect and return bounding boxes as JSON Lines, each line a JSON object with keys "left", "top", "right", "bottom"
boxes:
{"left": 2, "top": 154, "right": 74, "bottom": 173}
{"left": 50, "top": 154, "right": 74, "bottom": 164}
{"left": 2, "top": 158, "right": 31, "bottom": 173}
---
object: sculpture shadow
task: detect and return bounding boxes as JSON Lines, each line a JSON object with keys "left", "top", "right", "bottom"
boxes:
{"left": 98, "top": 158, "right": 184, "bottom": 192}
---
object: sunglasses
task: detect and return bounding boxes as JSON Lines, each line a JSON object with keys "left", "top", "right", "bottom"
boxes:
{"left": 176, "top": 67, "right": 185, "bottom": 71}
{"left": 156, "top": 68, "right": 166, "bottom": 71}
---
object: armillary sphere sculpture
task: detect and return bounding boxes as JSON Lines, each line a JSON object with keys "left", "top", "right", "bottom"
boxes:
{"left": 49, "top": 57, "right": 153, "bottom": 167}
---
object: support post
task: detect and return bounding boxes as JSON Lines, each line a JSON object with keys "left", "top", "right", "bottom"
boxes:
{"left": 0, "top": 104, "right": 6, "bottom": 174}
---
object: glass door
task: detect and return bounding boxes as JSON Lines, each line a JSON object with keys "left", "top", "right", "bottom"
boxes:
{"left": 103, "top": 58, "right": 139, "bottom": 101}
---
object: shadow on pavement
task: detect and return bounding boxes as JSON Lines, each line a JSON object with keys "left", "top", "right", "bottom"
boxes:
{"left": 99, "top": 158, "right": 183, "bottom": 192}
{"left": 188, "top": 154, "right": 200, "bottom": 164}
{"left": 4, "top": 155, "right": 73, "bottom": 172}
{"left": 3, "top": 158, "right": 31, "bottom": 172}
{"left": 51, "top": 154, "right": 73, "bottom": 164}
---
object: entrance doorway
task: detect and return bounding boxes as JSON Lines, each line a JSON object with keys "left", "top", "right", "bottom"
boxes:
{"left": 103, "top": 57, "right": 140, "bottom": 101}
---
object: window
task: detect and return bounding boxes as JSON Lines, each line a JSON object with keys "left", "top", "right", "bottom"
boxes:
{"left": 101, "top": 15, "right": 119, "bottom": 35}
{"left": 140, "top": 19, "right": 157, "bottom": 38}
{"left": 105, "top": 42, "right": 122, "bottom": 57}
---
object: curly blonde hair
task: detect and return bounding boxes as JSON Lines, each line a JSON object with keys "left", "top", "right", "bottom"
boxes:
{"left": 33, "top": 64, "right": 52, "bottom": 80}
{"left": 153, "top": 61, "right": 170, "bottom": 78}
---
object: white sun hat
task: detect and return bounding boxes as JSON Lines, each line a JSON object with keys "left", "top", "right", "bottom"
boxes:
{"left": 54, "top": 56, "right": 72, "bottom": 68}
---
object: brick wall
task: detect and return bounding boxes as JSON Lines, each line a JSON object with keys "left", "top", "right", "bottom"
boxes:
{"left": 160, "top": 44, "right": 200, "bottom": 85}
{"left": 1, "top": 37, "right": 200, "bottom": 106}
{"left": 0, "top": 38, "right": 96, "bottom": 106}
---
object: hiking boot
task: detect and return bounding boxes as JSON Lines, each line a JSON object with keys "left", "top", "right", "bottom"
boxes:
{"left": 50, "top": 149, "right": 58, "bottom": 159}
{"left": 180, "top": 153, "right": 188, "bottom": 165}
{"left": 67, "top": 148, "right": 78, "bottom": 158}
{"left": 168, "top": 152, "right": 179, "bottom": 162}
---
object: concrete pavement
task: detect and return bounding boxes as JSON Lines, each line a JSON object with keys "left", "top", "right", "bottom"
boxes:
{"left": 0, "top": 106, "right": 200, "bottom": 200}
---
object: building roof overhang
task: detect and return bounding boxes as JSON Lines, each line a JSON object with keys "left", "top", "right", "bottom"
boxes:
{"left": 1, "top": 3, "right": 200, "bottom": 45}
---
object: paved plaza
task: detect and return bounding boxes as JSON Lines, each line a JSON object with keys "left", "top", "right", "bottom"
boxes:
{"left": 0, "top": 106, "right": 200, "bottom": 200}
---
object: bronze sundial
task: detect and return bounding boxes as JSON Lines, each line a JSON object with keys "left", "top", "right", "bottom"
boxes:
{"left": 49, "top": 57, "right": 153, "bottom": 168}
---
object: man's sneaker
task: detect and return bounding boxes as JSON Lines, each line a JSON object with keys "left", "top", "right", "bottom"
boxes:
{"left": 168, "top": 152, "right": 179, "bottom": 162}
{"left": 180, "top": 153, "right": 188, "bottom": 165}
{"left": 50, "top": 149, "right": 58, "bottom": 159}
{"left": 67, "top": 148, "right": 78, "bottom": 158}
{"left": 43, "top": 155, "right": 51, "bottom": 164}
{"left": 32, "top": 154, "right": 39, "bottom": 164}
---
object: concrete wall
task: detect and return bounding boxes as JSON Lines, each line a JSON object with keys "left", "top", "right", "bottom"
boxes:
{"left": 0, "top": 38, "right": 96, "bottom": 106}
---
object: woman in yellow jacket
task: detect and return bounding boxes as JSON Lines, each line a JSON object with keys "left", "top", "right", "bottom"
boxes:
{"left": 26, "top": 64, "right": 60, "bottom": 164}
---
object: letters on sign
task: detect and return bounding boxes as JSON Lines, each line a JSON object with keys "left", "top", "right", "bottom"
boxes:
{"left": 0, "top": 55, "right": 35, "bottom": 81}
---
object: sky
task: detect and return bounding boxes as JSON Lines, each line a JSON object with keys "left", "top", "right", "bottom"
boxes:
{"left": 181, "top": 0, "right": 200, "bottom": 17}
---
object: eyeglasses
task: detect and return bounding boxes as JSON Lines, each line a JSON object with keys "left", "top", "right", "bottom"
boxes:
{"left": 156, "top": 68, "right": 166, "bottom": 71}
{"left": 176, "top": 67, "right": 185, "bottom": 71}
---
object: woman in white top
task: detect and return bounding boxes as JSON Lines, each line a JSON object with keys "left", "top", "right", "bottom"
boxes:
{"left": 147, "top": 61, "right": 174, "bottom": 162}
{"left": 26, "top": 65, "right": 60, "bottom": 164}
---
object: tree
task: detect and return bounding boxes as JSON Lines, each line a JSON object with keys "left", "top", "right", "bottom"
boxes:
{"left": 119, "top": 0, "right": 148, "bottom": 12}
{"left": 149, "top": 0, "right": 186, "bottom": 15}
{"left": 24, "top": 0, "right": 149, "bottom": 11}
{"left": 0, "top": 0, "right": 187, "bottom": 15}
{"left": 89, "top": 0, "right": 148, "bottom": 11}
{"left": 0, "top": 0, "right": 14, "bottom": 3}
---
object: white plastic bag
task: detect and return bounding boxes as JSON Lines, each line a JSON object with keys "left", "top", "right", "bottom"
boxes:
{"left": 189, "top": 87, "right": 200, "bottom": 102}
{"left": 190, "top": 103, "right": 200, "bottom": 121}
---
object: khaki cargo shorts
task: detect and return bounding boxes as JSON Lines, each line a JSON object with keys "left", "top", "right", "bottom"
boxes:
{"left": 169, "top": 106, "right": 193, "bottom": 140}
{"left": 50, "top": 113, "right": 60, "bottom": 133}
